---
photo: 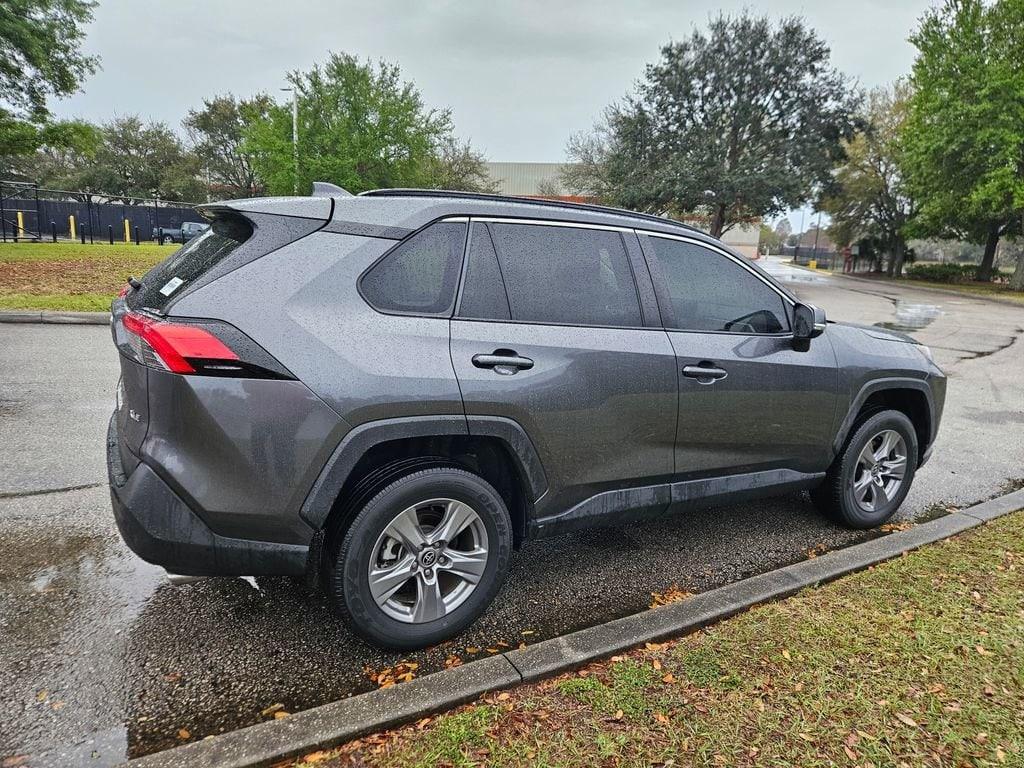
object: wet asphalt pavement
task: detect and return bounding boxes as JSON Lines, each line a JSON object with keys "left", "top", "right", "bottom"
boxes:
{"left": 2, "top": 265, "right": 1023, "bottom": 766}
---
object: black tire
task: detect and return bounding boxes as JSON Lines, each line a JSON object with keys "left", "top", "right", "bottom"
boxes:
{"left": 811, "top": 409, "right": 918, "bottom": 529}
{"left": 328, "top": 466, "right": 512, "bottom": 650}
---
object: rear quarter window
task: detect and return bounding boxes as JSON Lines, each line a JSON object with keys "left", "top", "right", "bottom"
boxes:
{"left": 360, "top": 221, "right": 467, "bottom": 316}
{"left": 132, "top": 215, "right": 252, "bottom": 311}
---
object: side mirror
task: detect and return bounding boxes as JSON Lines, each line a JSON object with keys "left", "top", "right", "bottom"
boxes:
{"left": 793, "top": 303, "right": 826, "bottom": 344}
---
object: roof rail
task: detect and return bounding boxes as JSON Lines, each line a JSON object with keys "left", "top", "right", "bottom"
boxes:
{"left": 359, "top": 188, "right": 703, "bottom": 235}
{"left": 312, "top": 181, "right": 352, "bottom": 197}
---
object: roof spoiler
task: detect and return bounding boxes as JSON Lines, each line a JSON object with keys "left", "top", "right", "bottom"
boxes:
{"left": 311, "top": 181, "right": 352, "bottom": 197}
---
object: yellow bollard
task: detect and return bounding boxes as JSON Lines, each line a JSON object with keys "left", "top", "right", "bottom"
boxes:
{"left": 808, "top": 259, "right": 817, "bottom": 270}
{"left": 16, "top": 211, "right": 24, "bottom": 240}
{"left": 69, "top": 214, "right": 76, "bottom": 241}
{"left": 124, "top": 218, "right": 131, "bottom": 243}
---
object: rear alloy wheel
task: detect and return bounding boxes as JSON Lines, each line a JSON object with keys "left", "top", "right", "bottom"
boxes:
{"left": 369, "top": 498, "right": 489, "bottom": 623}
{"left": 811, "top": 409, "right": 918, "bottom": 529}
{"left": 329, "top": 467, "right": 512, "bottom": 649}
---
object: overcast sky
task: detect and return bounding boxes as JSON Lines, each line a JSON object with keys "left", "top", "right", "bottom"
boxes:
{"left": 51, "top": 0, "right": 937, "bottom": 226}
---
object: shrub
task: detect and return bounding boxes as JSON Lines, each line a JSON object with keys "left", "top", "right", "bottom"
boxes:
{"left": 905, "top": 262, "right": 982, "bottom": 283}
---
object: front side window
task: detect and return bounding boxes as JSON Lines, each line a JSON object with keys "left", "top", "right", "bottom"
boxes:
{"left": 487, "top": 222, "right": 642, "bottom": 327}
{"left": 361, "top": 221, "right": 467, "bottom": 315}
{"left": 643, "top": 236, "right": 789, "bottom": 334}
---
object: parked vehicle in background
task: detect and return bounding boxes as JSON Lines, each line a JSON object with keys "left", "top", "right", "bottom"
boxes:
{"left": 152, "top": 220, "right": 208, "bottom": 244}
{"left": 107, "top": 185, "right": 946, "bottom": 650}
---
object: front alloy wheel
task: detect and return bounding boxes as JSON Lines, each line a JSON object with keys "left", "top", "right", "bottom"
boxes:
{"left": 851, "top": 429, "right": 908, "bottom": 512}
{"left": 811, "top": 409, "right": 918, "bottom": 529}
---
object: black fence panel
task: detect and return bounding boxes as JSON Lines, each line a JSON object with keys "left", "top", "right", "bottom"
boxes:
{"left": 0, "top": 181, "right": 199, "bottom": 242}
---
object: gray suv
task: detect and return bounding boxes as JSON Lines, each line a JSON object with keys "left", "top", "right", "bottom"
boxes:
{"left": 107, "top": 187, "right": 946, "bottom": 649}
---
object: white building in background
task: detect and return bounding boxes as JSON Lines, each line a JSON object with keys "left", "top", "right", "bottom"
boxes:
{"left": 483, "top": 162, "right": 761, "bottom": 259}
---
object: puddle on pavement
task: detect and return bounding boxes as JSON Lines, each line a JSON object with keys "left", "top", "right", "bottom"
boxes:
{"left": 874, "top": 300, "right": 942, "bottom": 332}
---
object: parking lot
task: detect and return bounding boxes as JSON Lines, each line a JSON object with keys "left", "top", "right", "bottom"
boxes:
{"left": 2, "top": 266, "right": 1022, "bottom": 766}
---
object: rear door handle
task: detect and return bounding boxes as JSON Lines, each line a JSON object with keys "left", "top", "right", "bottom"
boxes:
{"left": 472, "top": 351, "right": 534, "bottom": 372}
{"left": 682, "top": 364, "right": 728, "bottom": 383}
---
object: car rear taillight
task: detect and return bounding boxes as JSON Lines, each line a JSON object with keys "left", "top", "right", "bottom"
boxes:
{"left": 118, "top": 311, "right": 292, "bottom": 379}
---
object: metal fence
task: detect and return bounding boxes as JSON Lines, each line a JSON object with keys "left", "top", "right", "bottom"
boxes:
{"left": 0, "top": 180, "right": 199, "bottom": 243}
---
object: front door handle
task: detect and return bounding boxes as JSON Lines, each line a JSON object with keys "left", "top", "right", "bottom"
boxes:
{"left": 682, "top": 364, "right": 728, "bottom": 384}
{"left": 472, "top": 351, "right": 534, "bottom": 373}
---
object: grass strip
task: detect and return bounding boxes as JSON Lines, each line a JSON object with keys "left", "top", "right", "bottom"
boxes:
{"left": 0, "top": 242, "right": 169, "bottom": 311}
{"left": 298, "top": 511, "right": 1024, "bottom": 768}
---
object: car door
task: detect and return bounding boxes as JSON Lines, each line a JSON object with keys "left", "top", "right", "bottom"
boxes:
{"left": 638, "top": 232, "right": 839, "bottom": 480}
{"left": 449, "top": 219, "right": 678, "bottom": 523}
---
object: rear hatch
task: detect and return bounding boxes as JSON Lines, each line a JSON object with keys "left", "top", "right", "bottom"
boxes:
{"left": 109, "top": 207, "right": 321, "bottom": 466}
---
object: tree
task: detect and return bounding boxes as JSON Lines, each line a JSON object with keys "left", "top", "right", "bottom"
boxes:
{"left": 184, "top": 94, "right": 272, "bottom": 199}
{"left": 758, "top": 223, "right": 783, "bottom": 254}
{"left": 422, "top": 136, "right": 498, "bottom": 193}
{"left": 902, "top": 0, "right": 1024, "bottom": 283}
{"left": 562, "top": 13, "right": 860, "bottom": 237}
{"left": 821, "top": 83, "right": 916, "bottom": 276}
{"left": 244, "top": 53, "right": 486, "bottom": 195}
{"left": 45, "top": 116, "right": 204, "bottom": 202}
{"left": 0, "top": 0, "right": 98, "bottom": 158}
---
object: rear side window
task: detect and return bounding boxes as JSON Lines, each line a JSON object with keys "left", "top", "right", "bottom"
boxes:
{"left": 457, "top": 223, "right": 511, "bottom": 321}
{"left": 643, "top": 236, "right": 789, "bottom": 334}
{"left": 487, "top": 223, "right": 642, "bottom": 327}
{"left": 361, "top": 221, "right": 467, "bottom": 316}
{"left": 133, "top": 215, "right": 252, "bottom": 311}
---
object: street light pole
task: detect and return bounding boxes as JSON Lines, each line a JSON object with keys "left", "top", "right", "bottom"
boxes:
{"left": 281, "top": 86, "right": 298, "bottom": 195}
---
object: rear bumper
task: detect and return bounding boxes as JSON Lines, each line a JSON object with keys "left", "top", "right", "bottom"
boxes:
{"left": 106, "top": 413, "right": 308, "bottom": 576}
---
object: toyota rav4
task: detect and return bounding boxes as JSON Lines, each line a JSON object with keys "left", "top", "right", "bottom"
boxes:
{"left": 107, "top": 186, "right": 946, "bottom": 649}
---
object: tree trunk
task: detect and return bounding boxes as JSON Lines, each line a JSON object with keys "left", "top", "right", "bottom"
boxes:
{"left": 709, "top": 203, "right": 726, "bottom": 239}
{"left": 975, "top": 223, "right": 1000, "bottom": 282}
{"left": 1010, "top": 250, "right": 1024, "bottom": 292}
{"left": 891, "top": 238, "right": 906, "bottom": 278}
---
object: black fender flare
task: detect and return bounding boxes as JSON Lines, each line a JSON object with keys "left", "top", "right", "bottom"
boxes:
{"left": 832, "top": 377, "right": 935, "bottom": 457}
{"left": 299, "top": 414, "right": 548, "bottom": 530}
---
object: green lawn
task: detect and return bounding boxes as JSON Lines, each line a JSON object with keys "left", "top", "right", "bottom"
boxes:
{"left": 900, "top": 279, "right": 1024, "bottom": 305}
{"left": 306, "top": 511, "right": 1024, "bottom": 767}
{"left": 0, "top": 241, "right": 171, "bottom": 311}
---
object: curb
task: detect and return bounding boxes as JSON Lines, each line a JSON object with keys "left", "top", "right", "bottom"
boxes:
{"left": 0, "top": 310, "right": 109, "bottom": 325}
{"left": 123, "top": 487, "right": 1024, "bottom": 768}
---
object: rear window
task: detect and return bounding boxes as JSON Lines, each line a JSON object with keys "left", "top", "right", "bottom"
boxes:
{"left": 131, "top": 215, "right": 252, "bottom": 311}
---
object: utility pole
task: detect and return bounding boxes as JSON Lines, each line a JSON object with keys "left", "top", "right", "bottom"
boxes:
{"left": 281, "top": 87, "right": 299, "bottom": 195}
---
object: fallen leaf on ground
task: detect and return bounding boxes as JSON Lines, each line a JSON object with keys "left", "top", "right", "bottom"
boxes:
{"left": 177, "top": 728, "right": 191, "bottom": 740}
{"left": 303, "top": 751, "right": 329, "bottom": 763}
{"left": 880, "top": 522, "right": 913, "bottom": 532}
{"left": 895, "top": 713, "right": 918, "bottom": 728}
{"left": 650, "top": 584, "right": 694, "bottom": 608}
{"left": 274, "top": 711, "right": 290, "bottom": 720}
{"left": 261, "top": 703, "right": 284, "bottom": 716}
